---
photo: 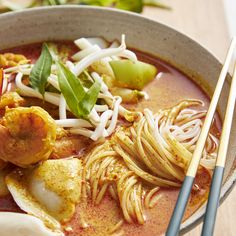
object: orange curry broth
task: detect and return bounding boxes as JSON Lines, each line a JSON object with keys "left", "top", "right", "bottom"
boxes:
{"left": 0, "top": 42, "right": 221, "bottom": 236}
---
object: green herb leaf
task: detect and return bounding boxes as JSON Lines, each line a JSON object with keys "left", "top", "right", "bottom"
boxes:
{"left": 29, "top": 43, "right": 52, "bottom": 96}
{"left": 1, "top": 0, "right": 169, "bottom": 13}
{"left": 56, "top": 61, "right": 85, "bottom": 117}
{"left": 115, "top": 0, "right": 143, "bottom": 13}
{"left": 46, "top": 0, "right": 66, "bottom": 5}
{"left": 78, "top": 80, "right": 101, "bottom": 117}
{"left": 143, "top": 0, "right": 171, "bottom": 10}
{"left": 79, "top": 0, "right": 114, "bottom": 6}
{"left": 56, "top": 61, "right": 101, "bottom": 118}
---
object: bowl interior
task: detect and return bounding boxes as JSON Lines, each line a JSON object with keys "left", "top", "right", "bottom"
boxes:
{"left": 0, "top": 6, "right": 235, "bottom": 233}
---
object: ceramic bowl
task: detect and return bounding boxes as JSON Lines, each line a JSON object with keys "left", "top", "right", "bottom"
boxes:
{"left": 0, "top": 6, "right": 235, "bottom": 234}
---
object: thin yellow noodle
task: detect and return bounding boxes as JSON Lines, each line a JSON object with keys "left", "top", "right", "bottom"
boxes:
{"left": 83, "top": 141, "right": 109, "bottom": 162}
{"left": 92, "top": 157, "right": 114, "bottom": 202}
{"left": 138, "top": 184, "right": 145, "bottom": 221}
{"left": 115, "top": 132, "right": 148, "bottom": 170}
{"left": 181, "top": 132, "right": 200, "bottom": 149}
{"left": 85, "top": 150, "right": 116, "bottom": 168}
{"left": 119, "top": 175, "right": 137, "bottom": 223}
{"left": 109, "top": 220, "right": 124, "bottom": 234}
{"left": 86, "top": 152, "right": 115, "bottom": 185}
{"left": 133, "top": 185, "right": 145, "bottom": 224}
{"left": 89, "top": 162, "right": 100, "bottom": 185}
{"left": 81, "top": 99, "right": 219, "bottom": 226}
{"left": 124, "top": 177, "right": 138, "bottom": 222}
{"left": 109, "top": 184, "right": 118, "bottom": 201}
{"left": 128, "top": 190, "right": 136, "bottom": 219}
{"left": 141, "top": 136, "right": 182, "bottom": 180}
{"left": 165, "top": 131, "right": 193, "bottom": 169}
{"left": 117, "top": 171, "right": 133, "bottom": 198}
{"left": 135, "top": 118, "right": 162, "bottom": 174}
{"left": 152, "top": 116, "right": 187, "bottom": 168}
{"left": 206, "top": 137, "right": 213, "bottom": 152}
{"left": 115, "top": 132, "right": 140, "bottom": 159}
{"left": 110, "top": 229, "right": 125, "bottom": 236}
{"left": 85, "top": 166, "right": 92, "bottom": 181}
{"left": 86, "top": 181, "right": 92, "bottom": 199}
{"left": 167, "top": 100, "right": 202, "bottom": 122}
{"left": 149, "top": 193, "right": 163, "bottom": 208}
{"left": 81, "top": 168, "right": 87, "bottom": 200}
{"left": 99, "top": 157, "right": 116, "bottom": 182}
{"left": 130, "top": 126, "right": 137, "bottom": 139}
{"left": 144, "top": 187, "right": 160, "bottom": 209}
{"left": 95, "top": 183, "right": 109, "bottom": 204}
{"left": 142, "top": 124, "right": 185, "bottom": 178}
{"left": 114, "top": 145, "right": 180, "bottom": 187}
{"left": 137, "top": 136, "right": 164, "bottom": 176}
{"left": 175, "top": 111, "right": 206, "bottom": 126}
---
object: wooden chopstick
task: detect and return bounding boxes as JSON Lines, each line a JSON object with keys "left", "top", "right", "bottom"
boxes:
{"left": 166, "top": 37, "right": 236, "bottom": 236}
{"left": 201, "top": 56, "right": 236, "bottom": 236}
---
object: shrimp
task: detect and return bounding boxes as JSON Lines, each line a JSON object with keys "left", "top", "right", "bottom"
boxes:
{"left": 0, "top": 106, "right": 57, "bottom": 167}
{"left": 0, "top": 53, "right": 28, "bottom": 68}
{"left": 0, "top": 159, "right": 6, "bottom": 170}
{"left": 0, "top": 92, "right": 25, "bottom": 110}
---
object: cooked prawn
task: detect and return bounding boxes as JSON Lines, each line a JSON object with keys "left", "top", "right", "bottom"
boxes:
{"left": 0, "top": 159, "right": 6, "bottom": 170}
{"left": 0, "top": 92, "right": 25, "bottom": 110}
{"left": 0, "top": 53, "right": 28, "bottom": 68}
{"left": 0, "top": 106, "right": 57, "bottom": 167}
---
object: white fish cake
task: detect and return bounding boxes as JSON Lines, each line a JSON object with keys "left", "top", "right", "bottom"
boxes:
{"left": 6, "top": 158, "right": 82, "bottom": 230}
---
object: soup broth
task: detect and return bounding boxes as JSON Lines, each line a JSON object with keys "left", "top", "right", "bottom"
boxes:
{"left": 0, "top": 41, "right": 221, "bottom": 236}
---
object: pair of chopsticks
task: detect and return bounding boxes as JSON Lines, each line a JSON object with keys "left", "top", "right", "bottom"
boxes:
{"left": 166, "top": 37, "right": 236, "bottom": 236}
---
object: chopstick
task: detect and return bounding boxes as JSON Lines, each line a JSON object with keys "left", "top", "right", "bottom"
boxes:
{"left": 201, "top": 54, "right": 236, "bottom": 235}
{"left": 166, "top": 37, "right": 236, "bottom": 236}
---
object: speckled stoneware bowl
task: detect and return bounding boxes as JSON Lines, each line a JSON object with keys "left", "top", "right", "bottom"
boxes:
{"left": 0, "top": 6, "right": 235, "bottom": 234}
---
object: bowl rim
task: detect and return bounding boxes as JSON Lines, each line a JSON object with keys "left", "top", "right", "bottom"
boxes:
{"left": 0, "top": 5, "right": 235, "bottom": 234}
{"left": 0, "top": 4, "right": 222, "bottom": 62}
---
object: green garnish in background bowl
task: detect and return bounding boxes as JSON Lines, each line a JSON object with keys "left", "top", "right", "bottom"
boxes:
{"left": 0, "top": 0, "right": 171, "bottom": 13}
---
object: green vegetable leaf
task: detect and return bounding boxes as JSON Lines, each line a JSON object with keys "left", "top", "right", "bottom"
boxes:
{"left": 78, "top": 80, "right": 101, "bottom": 117}
{"left": 56, "top": 61, "right": 101, "bottom": 118}
{"left": 143, "top": 0, "right": 171, "bottom": 10}
{"left": 110, "top": 59, "right": 157, "bottom": 90}
{"left": 79, "top": 0, "right": 114, "bottom": 6}
{"left": 45, "top": 0, "right": 66, "bottom": 5}
{"left": 56, "top": 61, "right": 85, "bottom": 117}
{"left": 1, "top": 0, "right": 169, "bottom": 13}
{"left": 115, "top": 0, "right": 143, "bottom": 13}
{"left": 80, "top": 0, "right": 143, "bottom": 12}
{"left": 29, "top": 43, "right": 52, "bottom": 96}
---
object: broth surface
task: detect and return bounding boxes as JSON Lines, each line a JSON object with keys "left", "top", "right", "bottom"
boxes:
{"left": 0, "top": 42, "right": 221, "bottom": 236}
